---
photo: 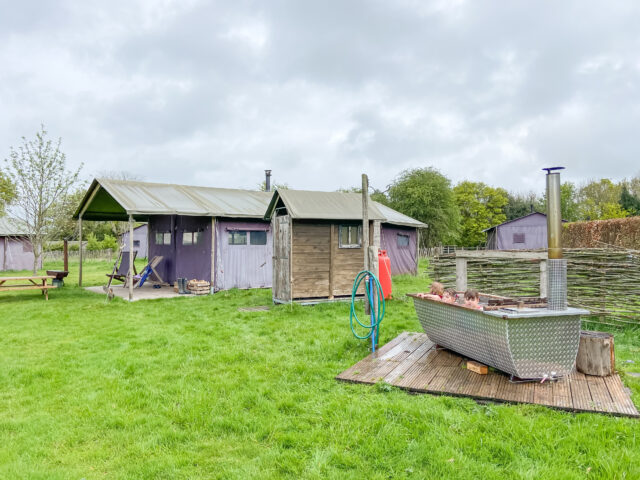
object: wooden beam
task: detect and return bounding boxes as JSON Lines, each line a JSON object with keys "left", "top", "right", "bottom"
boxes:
{"left": 78, "top": 215, "right": 83, "bottom": 287}
{"left": 211, "top": 217, "right": 216, "bottom": 290}
{"left": 455, "top": 250, "right": 548, "bottom": 260}
{"left": 362, "top": 174, "right": 369, "bottom": 272}
{"left": 329, "top": 224, "right": 335, "bottom": 299}
{"left": 128, "top": 215, "right": 134, "bottom": 302}
{"left": 455, "top": 257, "right": 467, "bottom": 292}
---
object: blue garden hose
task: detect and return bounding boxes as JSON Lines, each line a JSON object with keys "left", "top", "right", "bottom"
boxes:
{"left": 350, "top": 270, "right": 386, "bottom": 351}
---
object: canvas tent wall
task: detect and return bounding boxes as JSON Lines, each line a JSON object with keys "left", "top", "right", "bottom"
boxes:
{"left": 119, "top": 224, "right": 148, "bottom": 258}
{"left": 74, "top": 178, "right": 272, "bottom": 295}
{"left": 0, "top": 217, "right": 40, "bottom": 271}
{"left": 484, "top": 213, "right": 562, "bottom": 250}
{"left": 264, "top": 189, "right": 426, "bottom": 303}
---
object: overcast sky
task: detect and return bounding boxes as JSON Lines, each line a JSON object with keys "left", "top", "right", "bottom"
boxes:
{"left": 1, "top": 1, "right": 639, "bottom": 195}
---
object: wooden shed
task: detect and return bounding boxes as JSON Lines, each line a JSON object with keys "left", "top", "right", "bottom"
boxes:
{"left": 264, "top": 189, "right": 426, "bottom": 303}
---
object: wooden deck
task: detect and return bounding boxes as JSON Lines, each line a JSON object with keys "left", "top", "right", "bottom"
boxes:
{"left": 336, "top": 332, "right": 639, "bottom": 418}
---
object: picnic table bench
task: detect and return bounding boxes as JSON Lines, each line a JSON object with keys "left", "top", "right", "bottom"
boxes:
{"left": 0, "top": 275, "right": 56, "bottom": 300}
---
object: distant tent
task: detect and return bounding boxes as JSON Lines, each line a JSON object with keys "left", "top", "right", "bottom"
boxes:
{"left": 484, "top": 212, "right": 566, "bottom": 250}
{"left": 0, "top": 217, "right": 40, "bottom": 271}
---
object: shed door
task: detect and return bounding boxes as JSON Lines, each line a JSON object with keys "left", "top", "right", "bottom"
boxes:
{"left": 272, "top": 215, "right": 291, "bottom": 302}
{"left": 292, "top": 223, "right": 330, "bottom": 299}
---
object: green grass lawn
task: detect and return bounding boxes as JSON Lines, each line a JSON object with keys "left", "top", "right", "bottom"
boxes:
{"left": 0, "top": 260, "right": 639, "bottom": 479}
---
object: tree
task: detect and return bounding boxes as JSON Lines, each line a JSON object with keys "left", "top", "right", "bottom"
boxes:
{"left": 619, "top": 180, "right": 640, "bottom": 216}
{"left": 503, "top": 192, "right": 542, "bottom": 221}
{"left": 537, "top": 182, "right": 580, "bottom": 222}
{"left": 577, "top": 179, "right": 628, "bottom": 220}
{"left": 336, "top": 186, "right": 390, "bottom": 205}
{"left": 453, "top": 181, "right": 508, "bottom": 247}
{"left": 4, "top": 125, "right": 82, "bottom": 272}
{"left": 387, "top": 168, "right": 460, "bottom": 247}
{"left": 0, "top": 169, "right": 16, "bottom": 216}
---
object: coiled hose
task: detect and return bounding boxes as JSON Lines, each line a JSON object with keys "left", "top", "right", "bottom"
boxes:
{"left": 349, "top": 271, "right": 385, "bottom": 350}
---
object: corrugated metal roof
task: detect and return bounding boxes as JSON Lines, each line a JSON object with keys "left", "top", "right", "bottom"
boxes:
{"left": 0, "top": 217, "right": 29, "bottom": 236}
{"left": 74, "top": 178, "right": 273, "bottom": 221}
{"left": 373, "top": 202, "right": 427, "bottom": 228}
{"left": 264, "top": 189, "right": 427, "bottom": 228}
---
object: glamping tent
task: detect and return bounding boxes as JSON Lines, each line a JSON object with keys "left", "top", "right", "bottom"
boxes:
{"left": 0, "top": 217, "right": 40, "bottom": 271}
{"left": 484, "top": 212, "right": 566, "bottom": 250}
{"left": 263, "top": 189, "right": 426, "bottom": 303}
{"left": 119, "top": 224, "right": 149, "bottom": 258}
{"left": 74, "top": 179, "right": 273, "bottom": 297}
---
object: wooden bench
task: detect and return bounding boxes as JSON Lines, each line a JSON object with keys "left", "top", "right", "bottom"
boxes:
{"left": 0, "top": 276, "right": 56, "bottom": 300}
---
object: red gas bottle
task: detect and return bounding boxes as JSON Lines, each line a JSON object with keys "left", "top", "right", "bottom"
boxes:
{"left": 377, "top": 249, "right": 392, "bottom": 300}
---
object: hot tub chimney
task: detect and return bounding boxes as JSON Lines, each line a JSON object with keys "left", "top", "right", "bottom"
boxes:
{"left": 265, "top": 169, "right": 272, "bottom": 192}
{"left": 543, "top": 167, "right": 567, "bottom": 310}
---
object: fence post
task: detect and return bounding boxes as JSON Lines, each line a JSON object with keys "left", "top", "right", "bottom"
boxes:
{"left": 539, "top": 260, "right": 547, "bottom": 299}
{"left": 455, "top": 257, "right": 467, "bottom": 292}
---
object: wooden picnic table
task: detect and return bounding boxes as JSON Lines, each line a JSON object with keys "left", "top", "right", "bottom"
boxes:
{"left": 0, "top": 275, "right": 56, "bottom": 300}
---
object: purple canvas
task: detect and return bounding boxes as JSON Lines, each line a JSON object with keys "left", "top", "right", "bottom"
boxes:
{"left": 380, "top": 226, "right": 417, "bottom": 275}
{"left": 214, "top": 219, "right": 272, "bottom": 291}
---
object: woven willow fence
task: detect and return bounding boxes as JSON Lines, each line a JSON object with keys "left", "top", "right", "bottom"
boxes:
{"left": 428, "top": 248, "right": 640, "bottom": 328}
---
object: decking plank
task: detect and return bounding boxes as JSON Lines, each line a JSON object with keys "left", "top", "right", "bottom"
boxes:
{"left": 336, "top": 333, "right": 639, "bottom": 417}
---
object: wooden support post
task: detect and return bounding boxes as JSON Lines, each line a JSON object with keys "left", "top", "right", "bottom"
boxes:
{"left": 539, "top": 260, "right": 547, "bottom": 299}
{"left": 128, "top": 215, "right": 134, "bottom": 302}
{"left": 78, "top": 215, "right": 83, "bottom": 287}
{"left": 63, "top": 239, "right": 69, "bottom": 273}
{"left": 455, "top": 257, "right": 467, "bottom": 292}
{"left": 329, "top": 224, "right": 335, "bottom": 299}
{"left": 211, "top": 218, "right": 216, "bottom": 292}
{"left": 372, "top": 220, "right": 381, "bottom": 248}
{"left": 3, "top": 236, "right": 7, "bottom": 270}
{"left": 362, "top": 173, "right": 369, "bottom": 272}
{"left": 362, "top": 174, "right": 370, "bottom": 314}
{"left": 415, "top": 228, "right": 420, "bottom": 275}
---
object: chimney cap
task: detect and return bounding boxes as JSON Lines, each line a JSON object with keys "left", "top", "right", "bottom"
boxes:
{"left": 542, "top": 167, "right": 565, "bottom": 174}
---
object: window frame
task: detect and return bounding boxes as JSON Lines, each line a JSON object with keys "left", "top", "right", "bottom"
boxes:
{"left": 397, "top": 233, "right": 410, "bottom": 248}
{"left": 338, "top": 225, "right": 362, "bottom": 249}
{"left": 154, "top": 232, "right": 171, "bottom": 246}
{"left": 513, "top": 232, "right": 526, "bottom": 244}
{"left": 249, "top": 230, "right": 267, "bottom": 246}
{"left": 228, "top": 230, "right": 248, "bottom": 246}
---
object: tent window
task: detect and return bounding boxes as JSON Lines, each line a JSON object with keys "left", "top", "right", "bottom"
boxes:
{"left": 155, "top": 232, "right": 171, "bottom": 245}
{"left": 250, "top": 231, "right": 267, "bottom": 245}
{"left": 339, "top": 225, "right": 362, "bottom": 248}
{"left": 133, "top": 240, "right": 140, "bottom": 247}
{"left": 182, "top": 231, "right": 203, "bottom": 246}
{"left": 513, "top": 233, "right": 526, "bottom": 244}
{"left": 229, "top": 230, "right": 247, "bottom": 245}
{"left": 397, "top": 234, "right": 410, "bottom": 248}
{"left": 22, "top": 239, "right": 33, "bottom": 253}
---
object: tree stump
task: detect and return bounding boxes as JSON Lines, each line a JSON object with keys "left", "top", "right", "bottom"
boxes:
{"left": 576, "top": 330, "right": 615, "bottom": 376}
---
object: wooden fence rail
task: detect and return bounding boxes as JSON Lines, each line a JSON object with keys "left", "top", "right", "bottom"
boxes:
{"left": 428, "top": 248, "right": 640, "bottom": 328}
{"left": 43, "top": 249, "right": 115, "bottom": 261}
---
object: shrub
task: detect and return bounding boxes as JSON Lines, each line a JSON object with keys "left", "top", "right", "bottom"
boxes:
{"left": 563, "top": 217, "right": 640, "bottom": 249}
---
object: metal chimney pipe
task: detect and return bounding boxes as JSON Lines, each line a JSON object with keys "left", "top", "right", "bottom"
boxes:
{"left": 265, "top": 170, "right": 272, "bottom": 192}
{"left": 544, "top": 167, "right": 564, "bottom": 260}
{"left": 543, "top": 167, "right": 567, "bottom": 310}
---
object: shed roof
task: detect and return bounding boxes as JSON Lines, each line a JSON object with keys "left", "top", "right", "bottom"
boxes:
{"left": 264, "top": 189, "right": 427, "bottom": 228}
{"left": 482, "top": 212, "right": 567, "bottom": 232}
{"left": 74, "top": 178, "right": 273, "bottom": 221}
{"left": 0, "top": 217, "right": 29, "bottom": 236}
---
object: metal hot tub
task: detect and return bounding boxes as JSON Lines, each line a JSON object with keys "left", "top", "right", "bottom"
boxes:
{"left": 410, "top": 295, "right": 588, "bottom": 379}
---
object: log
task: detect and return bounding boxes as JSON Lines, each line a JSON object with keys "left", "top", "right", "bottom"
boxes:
{"left": 576, "top": 330, "right": 615, "bottom": 376}
{"left": 466, "top": 360, "right": 488, "bottom": 375}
